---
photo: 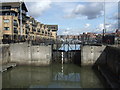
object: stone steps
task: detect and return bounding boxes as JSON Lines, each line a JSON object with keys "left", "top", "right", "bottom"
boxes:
{"left": 0, "top": 63, "right": 16, "bottom": 72}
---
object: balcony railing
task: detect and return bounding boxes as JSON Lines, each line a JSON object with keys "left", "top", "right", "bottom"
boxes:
{"left": 26, "top": 25, "right": 30, "bottom": 28}
{"left": 14, "top": 23, "right": 18, "bottom": 27}
{"left": 14, "top": 30, "right": 18, "bottom": 34}
{"left": 32, "top": 29, "right": 36, "bottom": 32}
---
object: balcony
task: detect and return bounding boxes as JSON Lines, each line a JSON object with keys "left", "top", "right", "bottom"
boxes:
{"left": 26, "top": 24, "right": 30, "bottom": 28}
{"left": 14, "top": 29, "right": 18, "bottom": 34}
{"left": 22, "top": 10, "right": 27, "bottom": 15}
{"left": 32, "top": 29, "right": 36, "bottom": 32}
{"left": 13, "top": 23, "right": 18, "bottom": 27}
{"left": 25, "top": 30, "right": 29, "bottom": 34}
{"left": 37, "top": 29, "right": 40, "bottom": 32}
{"left": 0, "top": 6, "right": 11, "bottom": 10}
{"left": 42, "top": 31, "right": 44, "bottom": 34}
{"left": 18, "top": 15, "right": 27, "bottom": 22}
{"left": 32, "top": 24, "right": 37, "bottom": 27}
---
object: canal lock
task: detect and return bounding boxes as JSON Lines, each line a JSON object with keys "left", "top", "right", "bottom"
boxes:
{"left": 52, "top": 50, "right": 81, "bottom": 65}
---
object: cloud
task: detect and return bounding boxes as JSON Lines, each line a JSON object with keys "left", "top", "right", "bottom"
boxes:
{"left": 25, "top": 0, "right": 52, "bottom": 18}
{"left": 85, "top": 23, "right": 91, "bottom": 28}
{"left": 64, "top": 2, "right": 104, "bottom": 19}
{"left": 98, "top": 24, "right": 104, "bottom": 30}
{"left": 58, "top": 28, "right": 81, "bottom": 35}
{"left": 95, "top": 22, "right": 118, "bottom": 33}
{"left": 109, "top": 12, "right": 120, "bottom": 20}
{"left": 62, "top": 28, "right": 70, "bottom": 35}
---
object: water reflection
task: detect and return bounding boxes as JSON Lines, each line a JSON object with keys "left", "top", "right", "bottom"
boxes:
{"left": 0, "top": 72, "right": 2, "bottom": 89}
{"left": 2, "top": 64, "right": 104, "bottom": 88}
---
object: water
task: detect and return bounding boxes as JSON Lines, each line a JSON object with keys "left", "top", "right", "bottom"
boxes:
{"left": 2, "top": 64, "right": 105, "bottom": 88}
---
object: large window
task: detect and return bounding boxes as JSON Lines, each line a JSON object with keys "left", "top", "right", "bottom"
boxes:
{"left": 4, "top": 19, "right": 9, "bottom": 23}
{"left": 13, "top": 20, "right": 17, "bottom": 23}
{"left": 13, "top": 20, "right": 18, "bottom": 26}
{"left": 4, "top": 27, "right": 10, "bottom": 30}
{"left": 1, "top": 6, "right": 11, "bottom": 9}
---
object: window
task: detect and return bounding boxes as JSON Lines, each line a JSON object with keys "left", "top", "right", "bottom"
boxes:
{"left": 13, "top": 20, "right": 18, "bottom": 26}
{"left": 4, "top": 19, "right": 9, "bottom": 23}
{"left": 2, "top": 6, "right": 11, "bottom": 9}
{"left": 13, "top": 20, "right": 17, "bottom": 23}
{"left": 11, "top": 13, "right": 15, "bottom": 16}
{"left": 4, "top": 27, "right": 10, "bottom": 30}
{"left": 38, "top": 29, "right": 40, "bottom": 32}
{"left": 14, "top": 28, "right": 18, "bottom": 33}
{"left": 5, "top": 12, "right": 10, "bottom": 15}
{"left": 14, "top": 28, "right": 17, "bottom": 30}
{"left": 22, "top": 10, "right": 26, "bottom": 14}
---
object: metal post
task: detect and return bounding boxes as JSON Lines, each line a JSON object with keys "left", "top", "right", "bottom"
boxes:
{"left": 68, "top": 43, "right": 69, "bottom": 51}
{"left": 102, "top": 0, "right": 106, "bottom": 44}
{"left": 20, "top": 1, "right": 22, "bottom": 41}
{"left": 62, "top": 52, "right": 64, "bottom": 64}
{"left": 64, "top": 43, "right": 65, "bottom": 51}
{"left": 75, "top": 43, "right": 76, "bottom": 51}
{"left": 104, "top": 0, "right": 106, "bottom": 33}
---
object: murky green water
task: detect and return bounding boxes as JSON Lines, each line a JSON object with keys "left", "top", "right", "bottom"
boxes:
{"left": 2, "top": 64, "right": 105, "bottom": 88}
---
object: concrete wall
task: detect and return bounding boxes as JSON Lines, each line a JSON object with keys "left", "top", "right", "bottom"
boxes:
{"left": 31, "top": 45, "right": 52, "bottom": 66}
{"left": 0, "top": 44, "right": 10, "bottom": 89}
{"left": 0, "top": 72, "right": 2, "bottom": 90}
{"left": 93, "top": 46, "right": 120, "bottom": 88}
{"left": 81, "top": 45, "right": 106, "bottom": 66}
{"left": 0, "top": 44, "right": 10, "bottom": 66}
{"left": 10, "top": 43, "right": 31, "bottom": 65}
{"left": 105, "top": 46, "right": 120, "bottom": 78}
{"left": 10, "top": 43, "right": 52, "bottom": 66}
{"left": 0, "top": 46, "right": 2, "bottom": 72}
{"left": 0, "top": 46, "right": 1, "bottom": 89}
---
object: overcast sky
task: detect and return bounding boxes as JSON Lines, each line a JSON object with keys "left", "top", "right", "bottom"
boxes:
{"left": 23, "top": 0, "right": 119, "bottom": 35}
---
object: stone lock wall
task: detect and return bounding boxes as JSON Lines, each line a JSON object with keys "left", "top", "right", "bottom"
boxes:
{"left": 10, "top": 43, "right": 52, "bottom": 66}
{"left": 0, "top": 44, "right": 10, "bottom": 66}
{"left": 81, "top": 45, "right": 106, "bottom": 66}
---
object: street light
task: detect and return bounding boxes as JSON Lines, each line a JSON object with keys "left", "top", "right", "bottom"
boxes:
{"left": 102, "top": 0, "right": 106, "bottom": 44}
{"left": 103, "top": 0, "right": 106, "bottom": 36}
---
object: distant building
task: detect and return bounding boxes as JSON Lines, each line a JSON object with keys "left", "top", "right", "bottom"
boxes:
{"left": 80, "top": 32, "right": 97, "bottom": 43}
{"left": 116, "top": 29, "right": 120, "bottom": 37}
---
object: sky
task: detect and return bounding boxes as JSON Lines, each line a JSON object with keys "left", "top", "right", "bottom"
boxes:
{"left": 10, "top": 0, "right": 120, "bottom": 35}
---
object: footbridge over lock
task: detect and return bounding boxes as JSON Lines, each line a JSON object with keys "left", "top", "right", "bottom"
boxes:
{"left": 52, "top": 38, "right": 81, "bottom": 64}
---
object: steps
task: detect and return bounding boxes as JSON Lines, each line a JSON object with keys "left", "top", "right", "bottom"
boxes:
{"left": 0, "top": 63, "right": 16, "bottom": 72}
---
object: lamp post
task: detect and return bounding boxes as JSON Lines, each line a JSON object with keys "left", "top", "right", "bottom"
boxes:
{"left": 103, "top": 0, "right": 106, "bottom": 36}
{"left": 102, "top": 0, "right": 106, "bottom": 44}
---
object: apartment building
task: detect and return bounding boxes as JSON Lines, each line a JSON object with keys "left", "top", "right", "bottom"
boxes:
{"left": 0, "top": 2, "right": 58, "bottom": 43}
{"left": 0, "top": 2, "right": 28, "bottom": 42}
{"left": 47, "top": 25, "right": 58, "bottom": 39}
